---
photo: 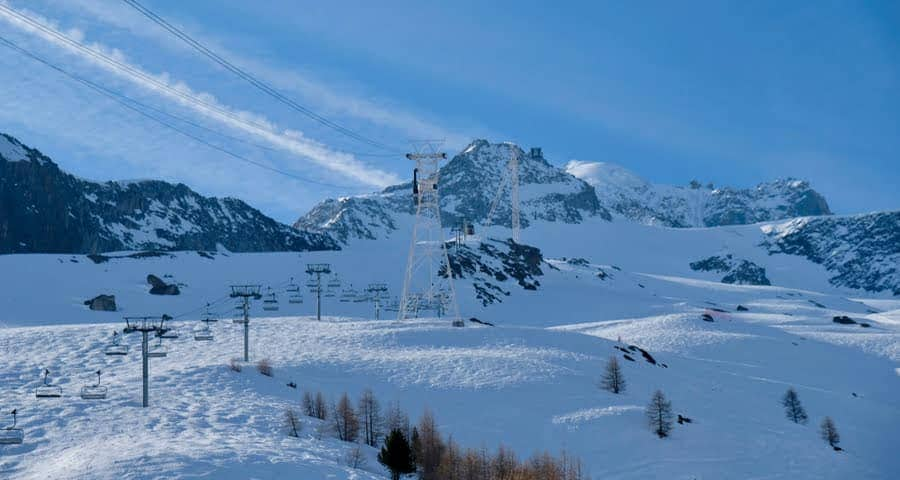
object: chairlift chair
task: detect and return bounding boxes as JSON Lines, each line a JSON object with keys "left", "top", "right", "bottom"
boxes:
{"left": 340, "top": 285, "right": 358, "bottom": 303}
{"left": 203, "top": 303, "right": 218, "bottom": 322}
{"left": 262, "top": 289, "right": 279, "bottom": 312}
{"left": 0, "top": 410, "right": 23, "bottom": 445}
{"left": 159, "top": 329, "right": 178, "bottom": 339}
{"left": 193, "top": 329, "right": 214, "bottom": 341}
{"left": 324, "top": 289, "right": 336, "bottom": 298}
{"left": 288, "top": 292, "right": 303, "bottom": 304}
{"left": 80, "top": 370, "right": 108, "bottom": 400}
{"left": 327, "top": 275, "right": 341, "bottom": 289}
{"left": 194, "top": 321, "right": 214, "bottom": 342}
{"left": 35, "top": 369, "right": 62, "bottom": 398}
{"left": 148, "top": 337, "right": 168, "bottom": 358}
{"left": 104, "top": 331, "right": 129, "bottom": 356}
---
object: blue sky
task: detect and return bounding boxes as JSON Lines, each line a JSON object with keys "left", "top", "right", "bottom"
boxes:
{"left": 0, "top": 0, "right": 897, "bottom": 223}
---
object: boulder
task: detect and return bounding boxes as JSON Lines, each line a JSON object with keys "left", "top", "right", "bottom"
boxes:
{"left": 84, "top": 294, "right": 117, "bottom": 311}
{"left": 832, "top": 315, "right": 856, "bottom": 325}
{"left": 147, "top": 274, "right": 180, "bottom": 295}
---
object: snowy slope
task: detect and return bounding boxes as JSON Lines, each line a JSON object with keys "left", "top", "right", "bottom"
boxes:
{"left": 1, "top": 219, "right": 899, "bottom": 479}
{"left": 566, "top": 160, "right": 832, "bottom": 227}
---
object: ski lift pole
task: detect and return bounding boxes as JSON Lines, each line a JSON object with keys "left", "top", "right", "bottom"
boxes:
{"left": 243, "top": 297, "right": 249, "bottom": 361}
{"left": 141, "top": 329, "right": 149, "bottom": 407}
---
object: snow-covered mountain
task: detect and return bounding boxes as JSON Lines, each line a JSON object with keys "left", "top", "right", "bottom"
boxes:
{"left": 295, "top": 140, "right": 609, "bottom": 244}
{"left": 0, "top": 133, "right": 337, "bottom": 254}
{"left": 763, "top": 211, "right": 900, "bottom": 295}
{"left": 566, "top": 160, "right": 832, "bottom": 227}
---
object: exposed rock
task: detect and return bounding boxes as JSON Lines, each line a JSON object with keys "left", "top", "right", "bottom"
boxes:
{"left": 0, "top": 132, "right": 337, "bottom": 254}
{"left": 443, "top": 238, "right": 544, "bottom": 306}
{"left": 147, "top": 274, "right": 180, "bottom": 295}
{"left": 690, "top": 254, "right": 771, "bottom": 286}
{"left": 84, "top": 294, "right": 117, "bottom": 311}
{"left": 832, "top": 316, "right": 856, "bottom": 325}
{"left": 762, "top": 212, "right": 900, "bottom": 295}
{"left": 736, "top": 305, "right": 749, "bottom": 312}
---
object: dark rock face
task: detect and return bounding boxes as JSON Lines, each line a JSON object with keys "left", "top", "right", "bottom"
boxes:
{"left": 832, "top": 316, "right": 856, "bottom": 325}
{"left": 763, "top": 211, "right": 900, "bottom": 295}
{"left": 295, "top": 140, "right": 610, "bottom": 244}
{"left": 690, "top": 255, "right": 771, "bottom": 286}
{"left": 84, "top": 294, "right": 117, "bottom": 311}
{"left": 147, "top": 274, "right": 180, "bottom": 295}
{"left": 443, "top": 238, "right": 545, "bottom": 306}
{"left": 0, "top": 133, "right": 337, "bottom": 254}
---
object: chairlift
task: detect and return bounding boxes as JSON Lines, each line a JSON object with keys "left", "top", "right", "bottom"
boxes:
{"left": 80, "top": 370, "right": 108, "bottom": 400}
{"left": 154, "top": 315, "right": 178, "bottom": 339}
{"left": 194, "top": 329, "right": 214, "bottom": 341}
{"left": 324, "top": 289, "right": 336, "bottom": 298}
{"left": 327, "top": 275, "right": 341, "bottom": 289}
{"left": 340, "top": 285, "right": 358, "bottom": 303}
{"left": 159, "top": 328, "right": 178, "bottom": 340}
{"left": 286, "top": 278, "right": 300, "bottom": 293}
{"left": 35, "top": 369, "right": 62, "bottom": 398}
{"left": 262, "top": 287, "right": 279, "bottom": 312}
{"left": 104, "top": 331, "right": 129, "bottom": 356}
{"left": 194, "top": 315, "right": 216, "bottom": 341}
{"left": 288, "top": 292, "right": 303, "bottom": 304}
{"left": 148, "top": 337, "right": 168, "bottom": 358}
{"left": 203, "top": 303, "right": 218, "bottom": 323}
{"left": 0, "top": 409, "right": 23, "bottom": 445}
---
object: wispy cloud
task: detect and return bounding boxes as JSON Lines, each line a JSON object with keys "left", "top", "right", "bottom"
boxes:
{"left": 0, "top": 2, "right": 403, "bottom": 188}
{"left": 36, "top": 0, "right": 477, "bottom": 150}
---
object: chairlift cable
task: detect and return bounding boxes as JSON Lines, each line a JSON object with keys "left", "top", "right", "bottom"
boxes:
{"left": 121, "top": 0, "right": 399, "bottom": 152}
{"left": 0, "top": 35, "right": 358, "bottom": 190}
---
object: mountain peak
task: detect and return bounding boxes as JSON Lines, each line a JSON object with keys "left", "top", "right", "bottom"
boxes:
{"left": 567, "top": 160, "right": 831, "bottom": 227}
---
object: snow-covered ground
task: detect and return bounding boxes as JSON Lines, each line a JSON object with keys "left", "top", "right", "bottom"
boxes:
{"left": 1, "top": 219, "right": 898, "bottom": 479}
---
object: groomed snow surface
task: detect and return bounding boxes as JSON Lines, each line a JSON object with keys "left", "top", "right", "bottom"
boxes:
{"left": 1, "top": 223, "right": 898, "bottom": 479}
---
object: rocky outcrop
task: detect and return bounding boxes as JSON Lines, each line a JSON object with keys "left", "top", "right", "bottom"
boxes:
{"left": 690, "top": 254, "right": 771, "bottom": 286}
{"left": 762, "top": 211, "right": 900, "bottom": 295}
{"left": 0, "top": 132, "right": 337, "bottom": 254}
{"left": 147, "top": 274, "right": 180, "bottom": 295}
{"left": 84, "top": 294, "right": 117, "bottom": 311}
{"left": 443, "top": 238, "right": 545, "bottom": 306}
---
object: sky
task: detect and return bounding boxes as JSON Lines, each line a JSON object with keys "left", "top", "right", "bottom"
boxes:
{"left": 0, "top": 0, "right": 897, "bottom": 223}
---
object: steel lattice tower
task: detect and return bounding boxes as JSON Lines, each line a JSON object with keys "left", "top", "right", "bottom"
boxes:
{"left": 398, "top": 142, "right": 461, "bottom": 324}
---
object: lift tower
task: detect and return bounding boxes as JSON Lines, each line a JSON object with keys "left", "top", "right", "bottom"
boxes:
{"left": 398, "top": 142, "right": 461, "bottom": 325}
{"left": 229, "top": 285, "right": 261, "bottom": 362}
{"left": 366, "top": 283, "right": 389, "bottom": 320}
{"left": 123, "top": 315, "right": 168, "bottom": 407}
{"left": 306, "top": 263, "right": 332, "bottom": 321}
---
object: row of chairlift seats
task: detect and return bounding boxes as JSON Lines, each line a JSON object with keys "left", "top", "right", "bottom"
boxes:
{"left": 3, "top": 310, "right": 223, "bottom": 445}
{"left": 0, "top": 367, "right": 110, "bottom": 445}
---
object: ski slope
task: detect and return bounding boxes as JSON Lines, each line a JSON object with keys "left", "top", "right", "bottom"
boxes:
{"left": 1, "top": 219, "right": 898, "bottom": 479}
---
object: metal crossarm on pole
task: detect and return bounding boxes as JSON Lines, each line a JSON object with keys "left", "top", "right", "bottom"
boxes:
{"left": 122, "top": 315, "right": 168, "bottom": 407}
{"left": 305, "top": 264, "right": 331, "bottom": 321}
{"left": 229, "top": 285, "right": 261, "bottom": 362}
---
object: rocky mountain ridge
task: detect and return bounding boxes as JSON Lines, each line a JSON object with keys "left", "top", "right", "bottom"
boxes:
{"left": 0, "top": 133, "right": 336, "bottom": 254}
{"left": 566, "top": 160, "right": 832, "bottom": 227}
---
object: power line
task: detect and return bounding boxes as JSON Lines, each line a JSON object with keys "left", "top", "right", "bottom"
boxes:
{"left": 0, "top": 35, "right": 357, "bottom": 189}
{"left": 121, "top": 0, "right": 399, "bottom": 153}
{"left": 0, "top": 4, "right": 399, "bottom": 169}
